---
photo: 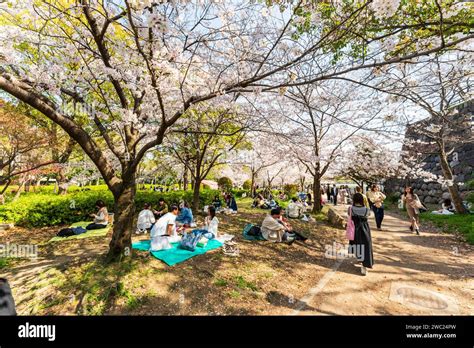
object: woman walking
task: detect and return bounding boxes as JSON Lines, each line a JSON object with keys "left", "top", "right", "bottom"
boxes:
{"left": 349, "top": 193, "right": 374, "bottom": 275}
{"left": 366, "top": 184, "right": 386, "bottom": 230}
{"left": 402, "top": 186, "right": 423, "bottom": 235}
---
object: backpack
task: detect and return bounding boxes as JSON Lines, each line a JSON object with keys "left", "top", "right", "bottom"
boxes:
{"left": 242, "top": 223, "right": 264, "bottom": 241}
{"left": 248, "top": 225, "right": 262, "bottom": 237}
{"left": 57, "top": 228, "right": 75, "bottom": 237}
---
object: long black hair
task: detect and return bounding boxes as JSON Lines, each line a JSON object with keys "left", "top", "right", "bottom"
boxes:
{"left": 403, "top": 186, "right": 414, "bottom": 196}
{"left": 208, "top": 205, "right": 216, "bottom": 219}
{"left": 352, "top": 193, "right": 364, "bottom": 206}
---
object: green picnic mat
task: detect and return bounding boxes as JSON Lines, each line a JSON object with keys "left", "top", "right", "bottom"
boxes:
{"left": 132, "top": 239, "right": 223, "bottom": 266}
{"left": 47, "top": 221, "right": 111, "bottom": 243}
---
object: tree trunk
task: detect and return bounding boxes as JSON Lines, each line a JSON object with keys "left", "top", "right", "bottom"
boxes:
{"left": 57, "top": 169, "right": 68, "bottom": 195}
{"left": 192, "top": 179, "right": 201, "bottom": 212}
{"left": 439, "top": 147, "right": 468, "bottom": 214}
{"left": 250, "top": 171, "right": 256, "bottom": 197}
{"left": 312, "top": 174, "right": 322, "bottom": 213}
{"left": 12, "top": 177, "right": 26, "bottom": 202}
{"left": 0, "top": 179, "right": 11, "bottom": 195}
{"left": 183, "top": 163, "right": 189, "bottom": 191}
{"left": 107, "top": 176, "right": 137, "bottom": 262}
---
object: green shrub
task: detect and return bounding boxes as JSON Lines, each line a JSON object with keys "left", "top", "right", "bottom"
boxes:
{"left": 0, "top": 188, "right": 219, "bottom": 227}
{"left": 218, "top": 177, "right": 233, "bottom": 191}
{"left": 386, "top": 193, "right": 400, "bottom": 204}
{"left": 231, "top": 189, "right": 247, "bottom": 198}
{"left": 283, "top": 184, "right": 298, "bottom": 197}
{"left": 242, "top": 180, "right": 252, "bottom": 191}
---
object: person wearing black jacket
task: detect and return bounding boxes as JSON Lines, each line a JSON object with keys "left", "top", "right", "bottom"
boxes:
{"left": 332, "top": 184, "right": 339, "bottom": 206}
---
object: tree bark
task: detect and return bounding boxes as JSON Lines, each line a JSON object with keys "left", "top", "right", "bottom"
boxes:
{"left": 438, "top": 146, "right": 468, "bottom": 214}
{"left": 12, "top": 177, "right": 26, "bottom": 202}
{"left": 192, "top": 179, "right": 201, "bottom": 212}
{"left": 183, "top": 163, "right": 189, "bottom": 191}
{"left": 312, "top": 174, "right": 322, "bottom": 213}
{"left": 107, "top": 175, "right": 137, "bottom": 262}
{"left": 0, "top": 179, "right": 11, "bottom": 195}
{"left": 57, "top": 169, "right": 68, "bottom": 195}
{"left": 250, "top": 171, "right": 257, "bottom": 197}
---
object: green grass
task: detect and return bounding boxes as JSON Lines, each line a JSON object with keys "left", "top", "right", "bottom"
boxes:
{"left": 383, "top": 202, "right": 473, "bottom": 244}
{"left": 0, "top": 257, "right": 11, "bottom": 270}
{"left": 234, "top": 275, "right": 258, "bottom": 291}
{"left": 421, "top": 213, "right": 474, "bottom": 244}
{"left": 214, "top": 278, "right": 228, "bottom": 287}
{"left": 229, "top": 290, "right": 241, "bottom": 299}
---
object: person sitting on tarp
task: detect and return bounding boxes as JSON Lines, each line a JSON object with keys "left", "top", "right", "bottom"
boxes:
{"left": 150, "top": 205, "right": 181, "bottom": 251}
{"left": 176, "top": 201, "right": 194, "bottom": 226}
{"left": 153, "top": 198, "right": 168, "bottom": 219}
{"left": 136, "top": 202, "right": 156, "bottom": 234}
{"left": 87, "top": 200, "right": 109, "bottom": 230}
{"left": 190, "top": 206, "right": 219, "bottom": 241}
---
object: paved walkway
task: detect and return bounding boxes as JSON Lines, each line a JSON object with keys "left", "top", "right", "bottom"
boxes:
{"left": 293, "top": 205, "right": 474, "bottom": 315}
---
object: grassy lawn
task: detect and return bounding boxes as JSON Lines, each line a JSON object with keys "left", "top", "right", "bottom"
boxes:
{"left": 420, "top": 213, "right": 474, "bottom": 245}
{"left": 1, "top": 195, "right": 342, "bottom": 315}
{"left": 385, "top": 201, "right": 474, "bottom": 245}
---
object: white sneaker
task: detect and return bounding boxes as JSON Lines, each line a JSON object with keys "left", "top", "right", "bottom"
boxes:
{"left": 361, "top": 266, "right": 367, "bottom": 276}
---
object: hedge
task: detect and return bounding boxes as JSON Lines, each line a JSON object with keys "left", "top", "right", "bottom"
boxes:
{"left": 0, "top": 188, "right": 219, "bottom": 227}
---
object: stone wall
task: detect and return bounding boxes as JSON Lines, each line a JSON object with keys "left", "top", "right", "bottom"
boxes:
{"left": 385, "top": 101, "right": 473, "bottom": 204}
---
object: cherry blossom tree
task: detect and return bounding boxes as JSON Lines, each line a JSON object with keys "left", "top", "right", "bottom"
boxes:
{"left": 277, "top": 78, "right": 389, "bottom": 212}
{"left": 0, "top": 0, "right": 472, "bottom": 259}
{"left": 351, "top": 52, "right": 473, "bottom": 213}
{"left": 167, "top": 106, "right": 250, "bottom": 211}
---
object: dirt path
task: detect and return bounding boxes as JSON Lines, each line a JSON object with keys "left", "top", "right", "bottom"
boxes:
{"left": 293, "top": 205, "right": 474, "bottom": 315}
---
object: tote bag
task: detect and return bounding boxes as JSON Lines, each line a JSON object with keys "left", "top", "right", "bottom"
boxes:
{"left": 346, "top": 207, "right": 355, "bottom": 241}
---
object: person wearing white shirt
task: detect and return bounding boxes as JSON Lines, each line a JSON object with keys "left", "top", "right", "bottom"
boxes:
{"left": 151, "top": 207, "right": 179, "bottom": 238}
{"left": 203, "top": 206, "right": 219, "bottom": 238}
{"left": 136, "top": 203, "right": 156, "bottom": 234}
{"left": 287, "top": 197, "right": 303, "bottom": 218}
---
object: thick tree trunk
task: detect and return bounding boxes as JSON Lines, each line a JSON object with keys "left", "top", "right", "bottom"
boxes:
{"left": 107, "top": 176, "right": 137, "bottom": 262}
{"left": 439, "top": 148, "right": 468, "bottom": 214}
{"left": 312, "top": 174, "right": 322, "bottom": 213}
{"left": 192, "top": 179, "right": 201, "bottom": 212}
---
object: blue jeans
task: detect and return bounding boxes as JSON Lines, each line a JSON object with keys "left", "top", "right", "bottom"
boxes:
{"left": 372, "top": 205, "right": 384, "bottom": 229}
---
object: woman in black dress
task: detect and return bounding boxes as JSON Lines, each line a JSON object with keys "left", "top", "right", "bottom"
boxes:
{"left": 349, "top": 193, "right": 374, "bottom": 275}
